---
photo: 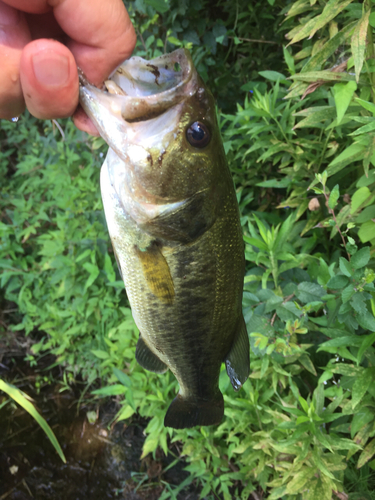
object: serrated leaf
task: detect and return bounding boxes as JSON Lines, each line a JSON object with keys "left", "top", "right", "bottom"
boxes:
{"left": 351, "top": 246, "right": 370, "bottom": 269}
{"left": 327, "top": 275, "right": 349, "bottom": 289}
{"left": 339, "top": 257, "right": 353, "bottom": 277}
{"left": 357, "top": 311, "right": 375, "bottom": 332}
{"left": 296, "top": 282, "right": 326, "bottom": 303}
{"left": 351, "top": 9, "right": 371, "bottom": 82}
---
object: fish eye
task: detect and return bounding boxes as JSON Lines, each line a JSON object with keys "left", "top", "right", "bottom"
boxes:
{"left": 186, "top": 121, "right": 211, "bottom": 148}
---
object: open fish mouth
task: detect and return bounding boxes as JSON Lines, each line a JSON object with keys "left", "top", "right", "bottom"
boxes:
{"left": 78, "top": 49, "right": 197, "bottom": 154}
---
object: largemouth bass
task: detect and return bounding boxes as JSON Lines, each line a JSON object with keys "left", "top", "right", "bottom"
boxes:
{"left": 79, "top": 49, "right": 249, "bottom": 429}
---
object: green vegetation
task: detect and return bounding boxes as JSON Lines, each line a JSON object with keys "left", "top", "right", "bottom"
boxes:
{"left": 2, "top": 0, "right": 375, "bottom": 498}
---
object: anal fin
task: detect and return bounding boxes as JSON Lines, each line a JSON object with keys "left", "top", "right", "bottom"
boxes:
{"left": 225, "top": 315, "right": 250, "bottom": 391}
{"left": 136, "top": 334, "right": 168, "bottom": 374}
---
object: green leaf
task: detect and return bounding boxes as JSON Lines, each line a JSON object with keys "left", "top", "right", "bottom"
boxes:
{"left": 358, "top": 221, "right": 375, "bottom": 243}
{"left": 327, "top": 275, "right": 349, "bottom": 289}
{"left": 332, "top": 81, "right": 357, "bottom": 125}
{"left": 351, "top": 187, "right": 372, "bottom": 214}
{"left": 358, "top": 438, "right": 375, "bottom": 468}
{"left": 309, "top": 0, "right": 355, "bottom": 39}
{"left": 92, "top": 384, "right": 126, "bottom": 396}
{"left": 91, "top": 349, "right": 110, "bottom": 359}
{"left": 0, "top": 380, "right": 66, "bottom": 463}
{"left": 317, "top": 336, "right": 362, "bottom": 351}
{"left": 352, "top": 369, "right": 372, "bottom": 409}
{"left": 339, "top": 257, "right": 353, "bottom": 277}
{"left": 285, "top": 467, "right": 315, "bottom": 494}
{"left": 328, "top": 184, "right": 340, "bottom": 209}
{"left": 296, "top": 282, "right": 326, "bottom": 303}
{"left": 327, "top": 143, "right": 366, "bottom": 176}
{"left": 351, "top": 407, "right": 374, "bottom": 437}
{"left": 113, "top": 368, "right": 132, "bottom": 387}
{"left": 351, "top": 246, "right": 370, "bottom": 269}
{"left": 355, "top": 98, "right": 375, "bottom": 116}
{"left": 302, "top": 22, "right": 356, "bottom": 73}
{"left": 351, "top": 9, "right": 371, "bottom": 82}
{"left": 357, "top": 332, "right": 375, "bottom": 363}
{"left": 258, "top": 70, "right": 287, "bottom": 82}
{"left": 357, "top": 311, "right": 375, "bottom": 332}
{"left": 144, "top": 0, "right": 169, "bottom": 13}
{"left": 300, "top": 354, "right": 317, "bottom": 375}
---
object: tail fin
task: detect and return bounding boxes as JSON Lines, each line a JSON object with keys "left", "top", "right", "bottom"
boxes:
{"left": 164, "top": 393, "right": 224, "bottom": 429}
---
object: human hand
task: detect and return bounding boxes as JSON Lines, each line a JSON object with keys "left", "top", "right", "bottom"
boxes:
{"left": 0, "top": 0, "right": 136, "bottom": 134}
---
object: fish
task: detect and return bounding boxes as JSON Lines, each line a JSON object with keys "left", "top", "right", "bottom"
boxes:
{"left": 79, "top": 48, "right": 250, "bottom": 429}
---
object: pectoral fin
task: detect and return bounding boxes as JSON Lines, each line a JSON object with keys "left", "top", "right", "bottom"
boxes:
{"left": 140, "top": 189, "right": 218, "bottom": 243}
{"left": 225, "top": 316, "right": 250, "bottom": 391}
{"left": 136, "top": 335, "right": 168, "bottom": 373}
{"left": 135, "top": 242, "right": 174, "bottom": 304}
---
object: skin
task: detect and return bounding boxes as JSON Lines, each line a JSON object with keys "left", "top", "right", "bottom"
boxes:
{"left": 0, "top": 0, "right": 136, "bottom": 134}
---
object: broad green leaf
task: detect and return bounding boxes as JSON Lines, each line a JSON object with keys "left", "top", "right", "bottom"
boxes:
{"left": 332, "top": 81, "right": 357, "bottom": 124}
{"left": 352, "top": 369, "right": 372, "bottom": 409}
{"left": 358, "top": 221, "right": 375, "bottom": 243}
{"left": 357, "top": 331, "right": 375, "bottom": 363}
{"left": 358, "top": 439, "right": 375, "bottom": 468}
{"left": 327, "top": 143, "right": 366, "bottom": 176}
{"left": 357, "top": 311, "right": 375, "bottom": 332}
{"left": 326, "top": 275, "right": 349, "bottom": 289}
{"left": 351, "top": 187, "right": 372, "bottom": 214}
{"left": 351, "top": 246, "right": 370, "bottom": 269}
{"left": 0, "top": 380, "right": 66, "bottom": 463}
{"left": 363, "top": 136, "right": 375, "bottom": 177}
{"left": 339, "top": 257, "right": 353, "bottom": 277}
{"left": 296, "top": 282, "right": 325, "bottom": 303}
{"left": 328, "top": 184, "right": 340, "bottom": 209}
{"left": 351, "top": 9, "right": 371, "bottom": 82}
{"left": 351, "top": 407, "right": 374, "bottom": 438}
{"left": 330, "top": 363, "right": 363, "bottom": 376}
{"left": 355, "top": 205, "right": 375, "bottom": 223}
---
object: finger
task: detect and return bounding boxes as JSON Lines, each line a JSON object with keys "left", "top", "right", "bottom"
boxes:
{"left": 5, "top": 0, "right": 137, "bottom": 83}
{"left": 20, "top": 38, "right": 79, "bottom": 119}
{"left": 0, "top": 1, "right": 30, "bottom": 119}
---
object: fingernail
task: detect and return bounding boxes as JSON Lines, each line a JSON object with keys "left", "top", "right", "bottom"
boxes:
{"left": 32, "top": 51, "right": 70, "bottom": 87}
{"left": 0, "top": 2, "right": 20, "bottom": 26}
